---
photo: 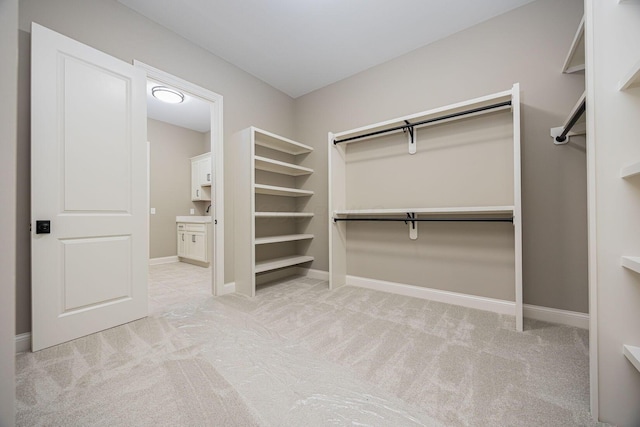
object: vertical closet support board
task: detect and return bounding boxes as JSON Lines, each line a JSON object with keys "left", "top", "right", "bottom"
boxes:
{"left": 329, "top": 84, "right": 523, "bottom": 331}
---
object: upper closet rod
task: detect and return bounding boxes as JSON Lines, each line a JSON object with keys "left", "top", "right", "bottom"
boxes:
{"left": 333, "top": 217, "right": 513, "bottom": 223}
{"left": 554, "top": 96, "right": 586, "bottom": 144}
{"left": 333, "top": 101, "right": 512, "bottom": 145}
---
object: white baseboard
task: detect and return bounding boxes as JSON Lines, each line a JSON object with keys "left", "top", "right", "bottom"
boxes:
{"left": 523, "top": 304, "right": 589, "bottom": 329}
{"left": 16, "top": 332, "right": 31, "bottom": 353}
{"left": 346, "top": 275, "right": 516, "bottom": 316}
{"left": 149, "top": 256, "right": 179, "bottom": 265}
{"left": 220, "top": 281, "right": 236, "bottom": 295}
{"left": 297, "top": 268, "right": 329, "bottom": 281}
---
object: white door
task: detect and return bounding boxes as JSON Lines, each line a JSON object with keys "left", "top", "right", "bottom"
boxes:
{"left": 31, "top": 23, "right": 148, "bottom": 351}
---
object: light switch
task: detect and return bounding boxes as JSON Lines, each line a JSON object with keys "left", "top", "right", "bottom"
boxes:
{"left": 190, "top": 209, "right": 195, "bottom": 215}
{"left": 150, "top": 208, "right": 156, "bottom": 214}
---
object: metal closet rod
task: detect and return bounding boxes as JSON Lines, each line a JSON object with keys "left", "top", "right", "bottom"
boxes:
{"left": 555, "top": 98, "right": 586, "bottom": 143}
{"left": 333, "top": 101, "right": 513, "bottom": 145}
{"left": 333, "top": 217, "right": 513, "bottom": 223}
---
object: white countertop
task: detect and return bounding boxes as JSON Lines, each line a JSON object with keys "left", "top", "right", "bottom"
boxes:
{"left": 176, "top": 216, "right": 212, "bottom": 223}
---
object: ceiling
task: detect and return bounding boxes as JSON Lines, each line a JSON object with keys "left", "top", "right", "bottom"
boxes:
{"left": 120, "top": 0, "right": 536, "bottom": 99}
{"left": 146, "top": 79, "right": 211, "bottom": 133}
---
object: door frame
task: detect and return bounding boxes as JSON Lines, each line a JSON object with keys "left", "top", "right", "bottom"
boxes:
{"left": 135, "top": 61, "right": 225, "bottom": 296}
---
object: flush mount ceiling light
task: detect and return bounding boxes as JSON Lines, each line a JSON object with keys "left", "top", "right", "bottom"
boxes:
{"left": 151, "top": 86, "right": 184, "bottom": 104}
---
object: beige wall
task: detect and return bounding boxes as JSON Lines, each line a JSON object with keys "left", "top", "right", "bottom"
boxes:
{"left": 294, "top": 0, "right": 587, "bottom": 313}
{"left": 148, "top": 119, "right": 208, "bottom": 259}
{"left": 1, "top": 0, "right": 18, "bottom": 424}
{"left": 16, "top": 0, "right": 296, "bottom": 334}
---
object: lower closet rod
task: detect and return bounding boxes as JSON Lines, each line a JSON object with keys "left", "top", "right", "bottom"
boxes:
{"left": 333, "top": 217, "right": 513, "bottom": 223}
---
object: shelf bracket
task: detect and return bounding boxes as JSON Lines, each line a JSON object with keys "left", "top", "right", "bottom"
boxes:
{"left": 404, "top": 212, "right": 418, "bottom": 240}
{"left": 403, "top": 121, "right": 416, "bottom": 154}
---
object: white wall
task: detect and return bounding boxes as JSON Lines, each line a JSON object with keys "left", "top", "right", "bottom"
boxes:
{"left": 294, "top": 0, "right": 588, "bottom": 313}
{"left": 16, "top": 0, "right": 296, "bottom": 334}
{"left": 0, "top": 0, "right": 18, "bottom": 424}
{"left": 586, "top": 1, "right": 640, "bottom": 425}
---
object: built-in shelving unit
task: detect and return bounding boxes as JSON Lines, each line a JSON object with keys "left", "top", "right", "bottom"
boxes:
{"left": 619, "top": 58, "right": 640, "bottom": 91}
{"left": 235, "top": 127, "right": 315, "bottom": 297}
{"left": 562, "top": 16, "right": 585, "bottom": 74}
{"left": 329, "top": 84, "right": 523, "bottom": 331}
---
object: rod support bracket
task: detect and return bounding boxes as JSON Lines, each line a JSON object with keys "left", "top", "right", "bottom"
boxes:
{"left": 550, "top": 126, "right": 568, "bottom": 145}
{"left": 404, "top": 121, "right": 416, "bottom": 154}
{"left": 405, "top": 212, "right": 418, "bottom": 240}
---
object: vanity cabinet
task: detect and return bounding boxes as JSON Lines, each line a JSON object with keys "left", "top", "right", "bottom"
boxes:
{"left": 191, "top": 152, "right": 212, "bottom": 201}
{"left": 177, "top": 221, "right": 211, "bottom": 265}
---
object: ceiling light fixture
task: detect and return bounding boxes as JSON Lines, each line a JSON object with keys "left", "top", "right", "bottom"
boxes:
{"left": 151, "top": 86, "right": 184, "bottom": 104}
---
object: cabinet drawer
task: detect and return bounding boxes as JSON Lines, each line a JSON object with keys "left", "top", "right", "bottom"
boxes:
{"left": 185, "top": 223, "right": 206, "bottom": 232}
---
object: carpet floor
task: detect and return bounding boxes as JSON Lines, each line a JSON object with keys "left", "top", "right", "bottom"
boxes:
{"left": 16, "top": 262, "right": 608, "bottom": 426}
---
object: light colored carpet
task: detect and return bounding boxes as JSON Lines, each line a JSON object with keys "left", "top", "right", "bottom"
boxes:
{"left": 16, "top": 262, "right": 607, "bottom": 426}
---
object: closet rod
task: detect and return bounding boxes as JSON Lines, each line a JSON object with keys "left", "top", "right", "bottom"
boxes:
{"left": 333, "top": 101, "right": 512, "bottom": 145}
{"left": 555, "top": 97, "right": 586, "bottom": 143}
{"left": 333, "top": 217, "right": 513, "bottom": 223}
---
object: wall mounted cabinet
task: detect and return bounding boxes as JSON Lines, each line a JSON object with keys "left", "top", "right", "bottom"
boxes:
{"left": 234, "top": 127, "right": 315, "bottom": 297}
{"left": 191, "top": 152, "right": 211, "bottom": 201}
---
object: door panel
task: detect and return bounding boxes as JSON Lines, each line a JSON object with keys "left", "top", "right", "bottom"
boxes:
{"left": 31, "top": 23, "right": 148, "bottom": 351}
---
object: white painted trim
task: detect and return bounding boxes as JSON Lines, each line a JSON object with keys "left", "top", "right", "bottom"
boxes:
{"left": 346, "top": 275, "right": 516, "bottom": 315}
{"left": 16, "top": 333, "right": 31, "bottom": 354}
{"left": 134, "top": 61, "right": 225, "bottom": 298}
{"left": 148, "top": 256, "right": 179, "bottom": 265}
{"left": 220, "top": 282, "right": 236, "bottom": 295}
{"left": 297, "top": 268, "right": 330, "bottom": 281}
{"left": 523, "top": 304, "right": 589, "bottom": 329}
{"left": 584, "top": 0, "right": 599, "bottom": 418}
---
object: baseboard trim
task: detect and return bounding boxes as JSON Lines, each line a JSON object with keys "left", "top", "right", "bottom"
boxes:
{"left": 220, "top": 281, "right": 236, "bottom": 295}
{"left": 346, "top": 275, "right": 516, "bottom": 316}
{"left": 523, "top": 304, "right": 589, "bottom": 329}
{"left": 16, "top": 332, "right": 31, "bottom": 353}
{"left": 149, "top": 256, "right": 179, "bottom": 265}
{"left": 297, "top": 268, "right": 329, "bottom": 281}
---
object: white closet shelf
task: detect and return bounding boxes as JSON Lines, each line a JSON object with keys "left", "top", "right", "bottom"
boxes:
{"left": 621, "top": 161, "right": 640, "bottom": 179}
{"left": 562, "top": 16, "right": 585, "bottom": 74}
{"left": 253, "top": 127, "right": 313, "bottom": 155}
{"left": 255, "top": 184, "right": 314, "bottom": 197}
{"left": 623, "top": 345, "right": 640, "bottom": 372}
{"left": 255, "top": 234, "right": 314, "bottom": 245}
{"left": 255, "top": 255, "right": 314, "bottom": 273}
{"left": 254, "top": 156, "right": 313, "bottom": 176}
{"left": 619, "top": 58, "right": 640, "bottom": 91}
{"left": 332, "top": 90, "right": 513, "bottom": 144}
{"left": 622, "top": 256, "right": 640, "bottom": 274}
{"left": 255, "top": 212, "right": 314, "bottom": 218}
{"left": 333, "top": 206, "right": 515, "bottom": 216}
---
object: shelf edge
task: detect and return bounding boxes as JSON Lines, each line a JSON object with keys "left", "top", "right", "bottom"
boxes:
{"left": 622, "top": 256, "right": 640, "bottom": 274}
{"left": 623, "top": 345, "right": 640, "bottom": 373}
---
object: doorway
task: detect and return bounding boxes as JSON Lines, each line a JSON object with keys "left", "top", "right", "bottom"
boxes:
{"left": 136, "top": 62, "right": 225, "bottom": 298}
